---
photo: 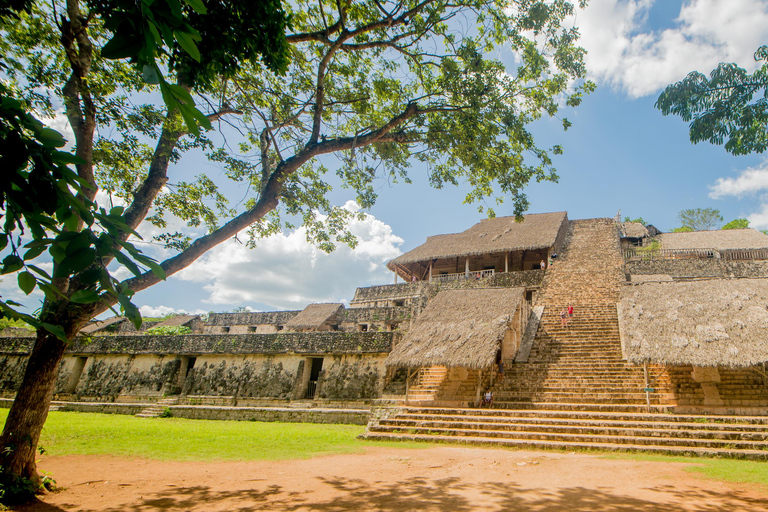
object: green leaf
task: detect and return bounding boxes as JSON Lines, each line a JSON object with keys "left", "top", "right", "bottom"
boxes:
{"left": 27, "top": 264, "right": 53, "bottom": 280}
{"left": 183, "top": 0, "right": 207, "bottom": 14}
{"left": 118, "top": 293, "right": 142, "bottom": 329}
{"left": 174, "top": 30, "right": 201, "bottom": 62}
{"left": 58, "top": 248, "right": 97, "bottom": 276}
{"left": 113, "top": 250, "right": 142, "bottom": 276}
{"left": 101, "top": 34, "right": 143, "bottom": 60}
{"left": 18, "top": 271, "right": 36, "bottom": 295}
{"left": 142, "top": 64, "right": 161, "bottom": 85}
{"left": 40, "top": 322, "right": 67, "bottom": 342}
{"left": 146, "top": 260, "right": 166, "bottom": 281}
{"left": 70, "top": 289, "right": 101, "bottom": 303}
{"left": 2, "top": 255, "right": 24, "bottom": 275}
{"left": 23, "top": 245, "right": 47, "bottom": 261}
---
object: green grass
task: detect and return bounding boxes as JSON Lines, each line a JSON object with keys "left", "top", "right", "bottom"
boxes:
{"left": 0, "top": 409, "right": 426, "bottom": 462}
{"left": 602, "top": 453, "right": 768, "bottom": 491}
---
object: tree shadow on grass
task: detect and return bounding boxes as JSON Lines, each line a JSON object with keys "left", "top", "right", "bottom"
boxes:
{"left": 17, "top": 477, "right": 768, "bottom": 511}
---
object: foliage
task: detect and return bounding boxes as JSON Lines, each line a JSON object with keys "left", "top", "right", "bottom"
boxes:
{"left": 159, "top": 407, "right": 173, "bottom": 418}
{"left": 0, "top": 317, "right": 33, "bottom": 332}
{"left": 145, "top": 325, "right": 191, "bottom": 335}
{"left": 677, "top": 208, "right": 722, "bottom": 231}
{"left": 656, "top": 45, "right": 768, "bottom": 156}
{"left": 670, "top": 226, "right": 694, "bottom": 233}
{"left": 722, "top": 218, "right": 750, "bottom": 230}
{"left": 0, "top": 0, "right": 591, "bottom": 492}
{"left": 623, "top": 216, "right": 646, "bottom": 225}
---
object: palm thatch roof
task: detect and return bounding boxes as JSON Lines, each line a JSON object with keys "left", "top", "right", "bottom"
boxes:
{"left": 284, "top": 303, "right": 344, "bottom": 330}
{"left": 618, "top": 279, "right": 768, "bottom": 367}
{"left": 387, "top": 212, "right": 567, "bottom": 268}
{"left": 659, "top": 229, "right": 768, "bottom": 251}
{"left": 620, "top": 222, "right": 649, "bottom": 239}
{"left": 152, "top": 314, "right": 200, "bottom": 328}
{"left": 80, "top": 316, "right": 127, "bottom": 334}
{"left": 386, "top": 288, "right": 524, "bottom": 369}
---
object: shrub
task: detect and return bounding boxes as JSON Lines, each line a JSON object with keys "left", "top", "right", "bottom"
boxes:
{"left": 145, "top": 326, "right": 191, "bottom": 336}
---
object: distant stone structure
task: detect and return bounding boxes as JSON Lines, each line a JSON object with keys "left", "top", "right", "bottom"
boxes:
{"left": 2, "top": 214, "right": 768, "bottom": 437}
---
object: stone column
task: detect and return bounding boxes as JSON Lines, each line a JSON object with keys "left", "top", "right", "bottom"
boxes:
{"left": 691, "top": 366, "right": 724, "bottom": 406}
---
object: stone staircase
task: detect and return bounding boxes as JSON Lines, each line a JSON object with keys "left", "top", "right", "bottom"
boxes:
{"left": 364, "top": 218, "right": 768, "bottom": 457}
{"left": 364, "top": 406, "right": 768, "bottom": 460}
{"left": 406, "top": 366, "right": 480, "bottom": 407}
{"left": 136, "top": 397, "right": 179, "bottom": 418}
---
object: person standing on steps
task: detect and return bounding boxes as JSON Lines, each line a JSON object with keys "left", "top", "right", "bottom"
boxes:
{"left": 568, "top": 303, "right": 574, "bottom": 323}
{"left": 540, "top": 259, "right": 546, "bottom": 270}
{"left": 560, "top": 307, "right": 568, "bottom": 329}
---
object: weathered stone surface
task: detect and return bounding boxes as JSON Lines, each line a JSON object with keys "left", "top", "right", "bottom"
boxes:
{"left": 0, "top": 355, "right": 27, "bottom": 392}
{"left": 0, "top": 332, "right": 394, "bottom": 356}
{"left": 352, "top": 270, "right": 544, "bottom": 305}
{"left": 183, "top": 358, "right": 296, "bottom": 399}
{"left": 626, "top": 259, "right": 768, "bottom": 279}
{"left": 319, "top": 356, "right": 382, "bottom": 399}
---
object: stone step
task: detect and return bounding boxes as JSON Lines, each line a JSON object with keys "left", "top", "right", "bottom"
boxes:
{"left": 361, "top": 431, "right": 768, "bottom": 461}
{"left": 395, "top": 412, "right": 768, "bottom": 430}
{"left": 373, "top": 422, "right": 768, "bottom": 448}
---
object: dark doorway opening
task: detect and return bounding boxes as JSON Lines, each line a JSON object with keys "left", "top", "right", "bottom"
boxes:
{"left": 305, "top": 357, "right": 324, "bottom": 399}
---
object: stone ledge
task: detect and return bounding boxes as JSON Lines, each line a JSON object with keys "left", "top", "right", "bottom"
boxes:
{"left": 0, "top": 398, "right": 369, "bottom": 425}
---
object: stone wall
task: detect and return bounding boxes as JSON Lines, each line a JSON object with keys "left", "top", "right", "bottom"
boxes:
{"left": 57, "top": 331, "right": 393, "bottom": 355}
{"left": 0, "top": 355, "right": 27, "bottom": 395}
{"left": 351, "top": 270, "right": 544, "bottom": 306}
{"left": 318, "top": 354, "right": 386, "bottom": 399}
{"left": 0, "top": 332, "right": 393, "bottom": 402}
{"left": 668, "top": 364, "right": 768, "bottom": 413}
{"left": 626, "top": 259, "right": 768, "bottom": 279}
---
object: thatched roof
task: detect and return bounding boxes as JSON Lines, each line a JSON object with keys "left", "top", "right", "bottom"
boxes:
{"left": 284, "top": 303, "right": 344, "bottom": 330}
{"left": 80, "top": 316, "right": 127, "bottom": 334}
{"left": 620, "top": 222, "right": 649, "bottom": 239}
{"left": 618, "top": 279, "right": 768, "bottom": 367}
{"left": 386, "top": 288, "right": 524, "bottom": 369}
{"left": 660, "top": 229, "right": 768, "bottom": 251}
{"left": 152, "top": 315, "right": 200, "bottom": 328}
{"left": 387, "top": 212, "right": 567, "bottom": 268}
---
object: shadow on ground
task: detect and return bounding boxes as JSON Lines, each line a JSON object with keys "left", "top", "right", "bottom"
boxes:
{"left": 22, "top": 475, "right": 768, "bottom": 512}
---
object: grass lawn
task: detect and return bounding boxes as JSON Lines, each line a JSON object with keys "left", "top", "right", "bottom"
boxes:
{"left": 602, "top": 453, "right": 768, "bottom": 491}
{"left": 0, "top": 409, "right": 424, "bottom": 462}
{"left": 1, "top": 409, "right": 765, "bottom": 492}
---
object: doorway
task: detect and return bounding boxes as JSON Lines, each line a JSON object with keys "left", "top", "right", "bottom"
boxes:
{"left": 305, "top": 357, "right": 324, "bottom": 399}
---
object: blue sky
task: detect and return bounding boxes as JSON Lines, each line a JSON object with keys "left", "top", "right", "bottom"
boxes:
{"left": 7, "top": 0, "right": 768, "bottom": 318}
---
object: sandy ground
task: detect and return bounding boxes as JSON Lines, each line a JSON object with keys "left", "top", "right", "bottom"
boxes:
{"left": 14, "top": 446, "right": 768, "bottom": 512}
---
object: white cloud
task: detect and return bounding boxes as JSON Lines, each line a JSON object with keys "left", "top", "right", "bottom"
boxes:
{"left": 176, "top": 201, "right": 403, "bottom": 310}
{"left": 41, "top": 109, "right": 75, "bottom": 149}
{"left": 575, "top": 0, "right": 768, "bottom": 97}
{"left": 709, "top": 164, "right": 768, "bottom": 198}
{"left": 139, "top": 305, "right": 207, "bottom": 317}
{"left": 746, "top": 203, "right": 768, "bottom": 228}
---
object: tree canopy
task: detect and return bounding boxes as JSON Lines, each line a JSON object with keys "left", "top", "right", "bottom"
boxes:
{"left": 656, "top": 45, "right": 768, "bottom": 156}
{"left": 722, "top": 218, "right": 749, "bottom": 230}
{"left": 0, "top": 0, "right": 592, "bottom": 502}
{"left": 676, "top": 208, "right": 723, "bottom": 231}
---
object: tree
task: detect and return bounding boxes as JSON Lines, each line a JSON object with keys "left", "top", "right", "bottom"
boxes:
{"left": 0, "top": 0, "right": 291, "bottom": 500}
{"left": 656, "top": 45, "right": 768, "bottom": 156}
{"left": 623, "top": 216, "right": 646, "bottom": 225}
{"left": 0, "top": 0, "right": 591, "bottom": 500}
{"left": 722, "top": 218, "right": 750, "bottom": 230}
{"left": 677, "top": 208, "right": 723, "bottom": 231}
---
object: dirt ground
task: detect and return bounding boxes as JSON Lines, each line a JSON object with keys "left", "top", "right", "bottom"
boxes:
{"left": 15, "top": 446, "right": 768, "bottom": 512}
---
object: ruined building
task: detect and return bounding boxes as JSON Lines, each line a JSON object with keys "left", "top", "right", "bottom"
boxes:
{"left": 2, "top": 212, "right": 768, "bottom": 456}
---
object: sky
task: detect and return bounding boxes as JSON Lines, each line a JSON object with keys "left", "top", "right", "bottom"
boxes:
{"left": 7, "top": 0, "right": 768, "bottom": 318}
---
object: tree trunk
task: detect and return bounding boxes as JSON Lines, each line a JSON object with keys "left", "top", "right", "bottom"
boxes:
{"left": 0, "top": 329, "right": 68, "bottom": 486}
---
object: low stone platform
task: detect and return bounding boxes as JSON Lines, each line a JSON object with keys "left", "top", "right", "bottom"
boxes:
{"left": 0, "top": 398, "right": 369, "bottom": 425}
